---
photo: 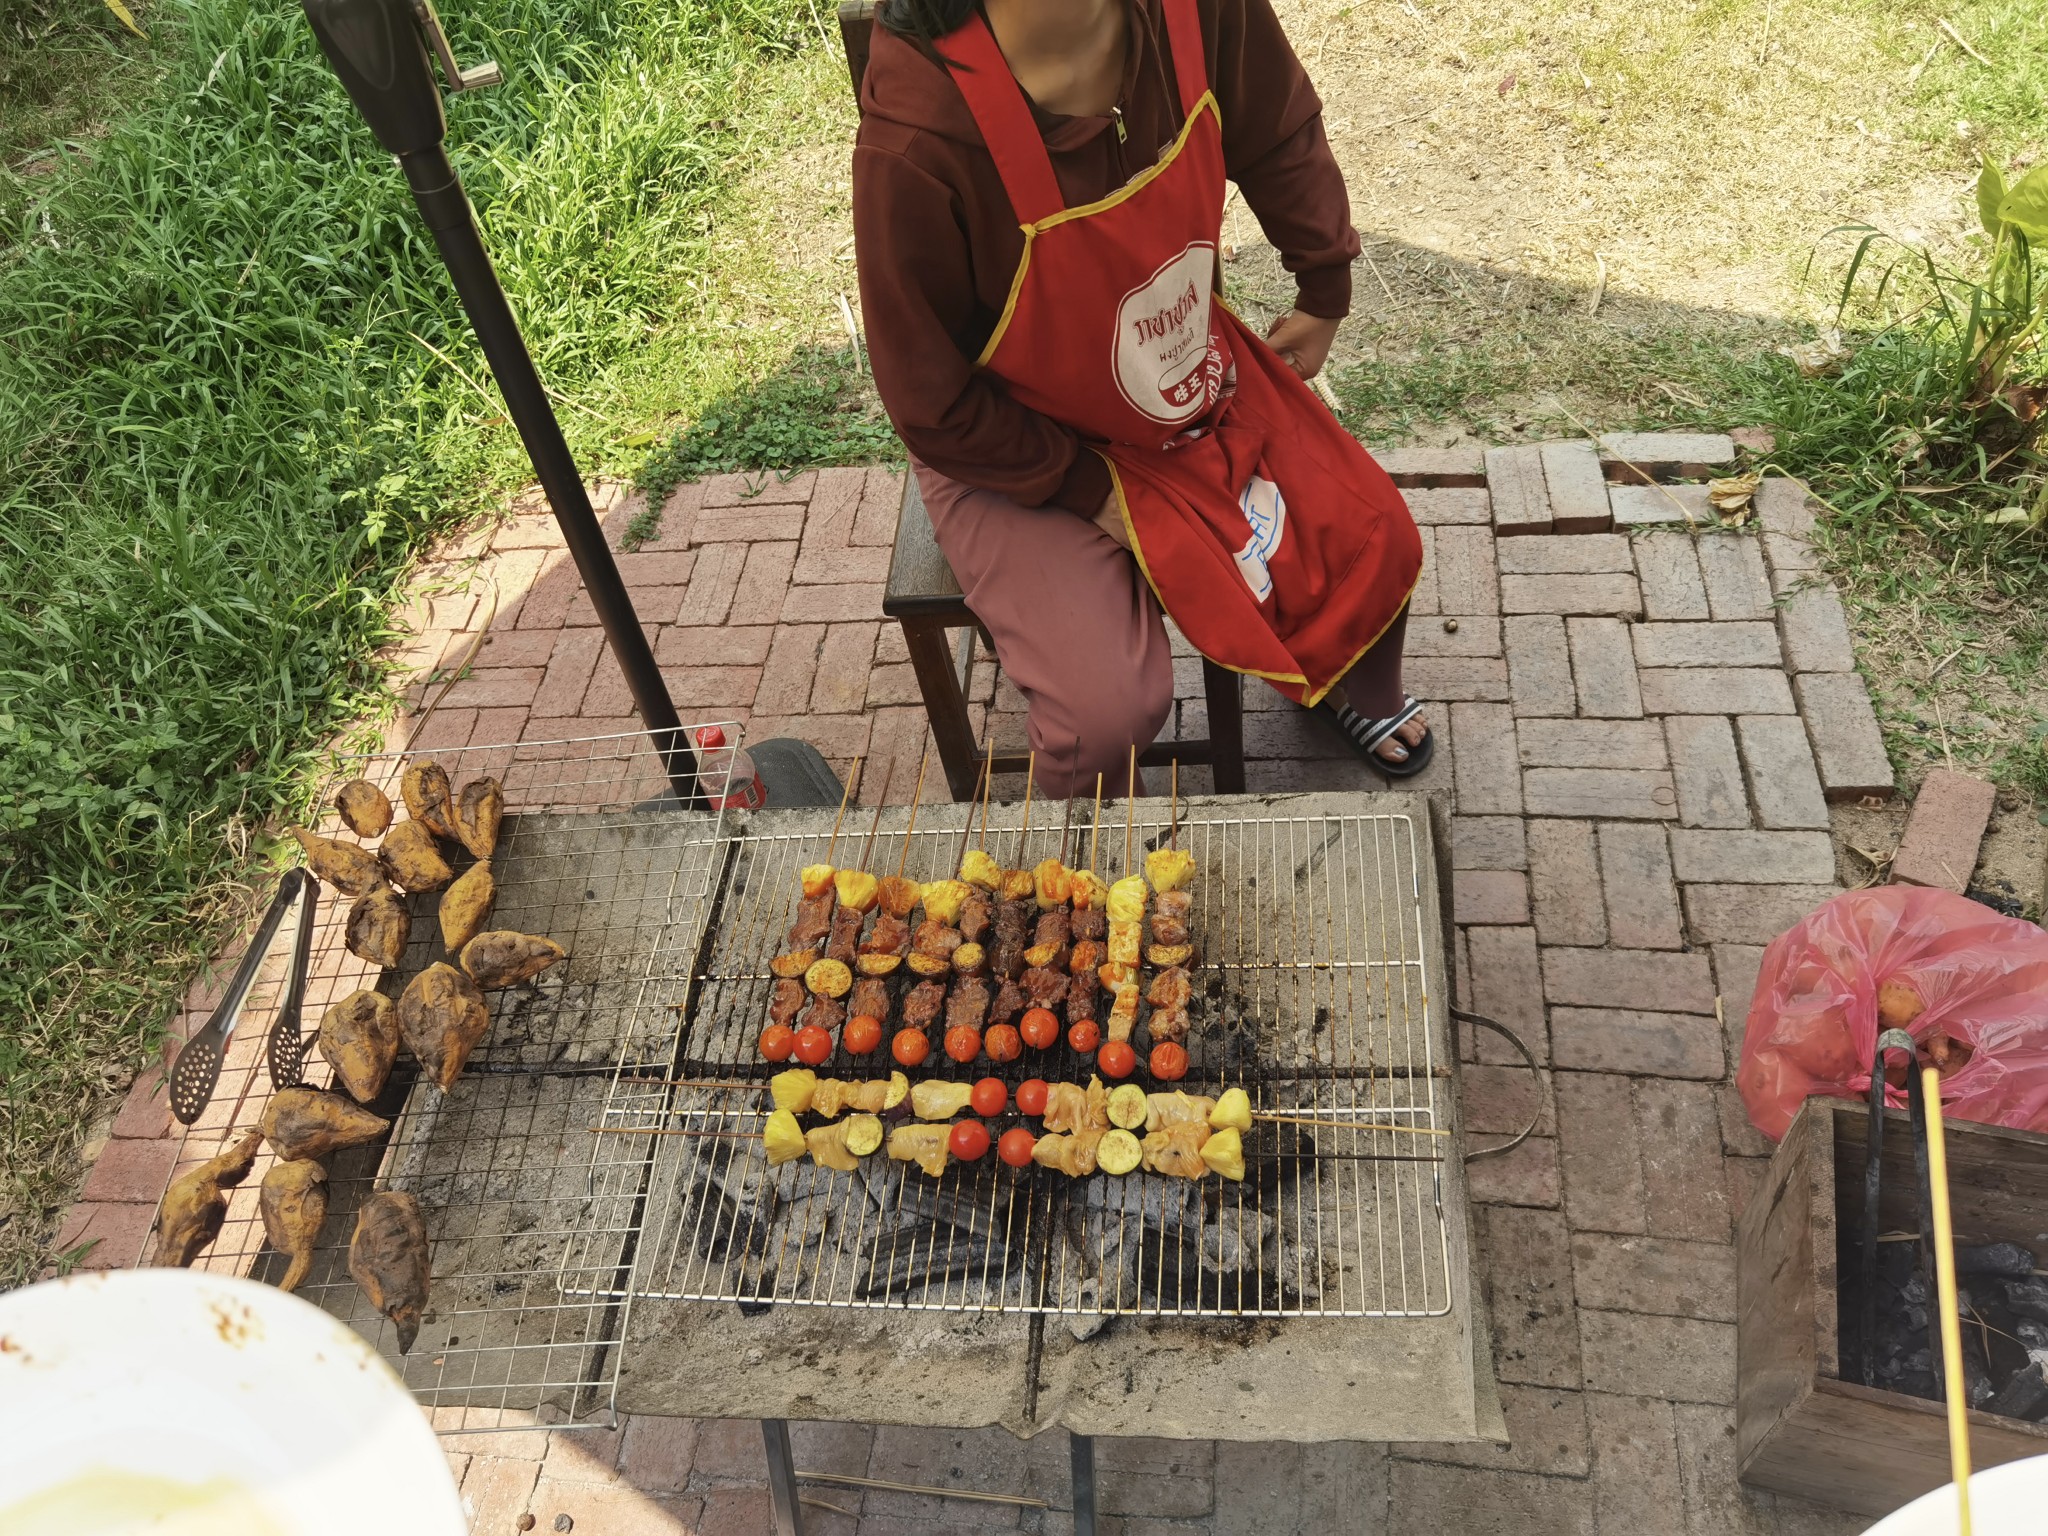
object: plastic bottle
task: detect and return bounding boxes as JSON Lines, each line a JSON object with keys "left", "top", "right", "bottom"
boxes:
{"left": 696, "top": 725, "right": 765, "bottom": 811}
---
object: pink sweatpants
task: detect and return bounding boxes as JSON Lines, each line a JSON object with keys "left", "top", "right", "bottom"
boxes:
{"left": 914, "top": 459, "right": 1409, "bottom": 797}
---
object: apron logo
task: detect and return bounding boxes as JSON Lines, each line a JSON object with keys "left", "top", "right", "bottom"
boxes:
{"left": 1234, "top": 474, "right": 1286, "bottom": 604}
{"left": 1112, "top": 243, "right": 1223, "bottom": 425}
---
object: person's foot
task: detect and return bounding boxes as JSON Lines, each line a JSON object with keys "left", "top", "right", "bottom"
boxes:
{"left": 1372, "top": 707, "right": 1428, "bottom": 766}
{"left": 1316, "top": 695, "right": 1434, "bottom": 777}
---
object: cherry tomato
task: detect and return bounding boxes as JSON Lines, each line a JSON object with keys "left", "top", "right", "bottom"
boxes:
{"left": 842, "top": 1014, "right": 882, "bottom": 1056}
{"left": 1098, "top": 1040, "right": 1137, "bottom": 1079}
{"left": 998, "top": 1127, "right": 1037, "bottom": 1167}
{"left": 948, "top": 1118, "right": 992, "bottom": 1161}
{"left": 1019, "top": 1007, "right": 1060, "bottom": 1050}
{"left": 793, "top": 1024, "right": 834, "bottom": 1066}
{"left": 970, "top": 1077, "right": 1008, "bottom": 1117}
{"left": 1149, "top": 1041, "right": 1189, "bottom": 1081}
{"left": 892, "top": 1028, "right": 930, "bottom": 1068}
{"left": 984, "top": 1023, "right": 1023, "bottom": 1064}
{"left": 1067, "top": 1019, "right": 1101, "bottom": 1055}
{"left": 758, "top": 1023, "right": 796, "bottom": 1062}
{"left": 944, "top": 1024, "right": 982, "bottom": 1064}
{"left": 1015, "top": 1078, "right": 1050, "bottom": 1117}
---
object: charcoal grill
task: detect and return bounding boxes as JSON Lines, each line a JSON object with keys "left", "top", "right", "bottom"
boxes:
{"left": 138, "top": 726, "right": 1496, "bottom": 1474}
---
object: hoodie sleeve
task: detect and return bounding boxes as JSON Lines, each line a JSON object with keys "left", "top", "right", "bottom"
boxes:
{"left": 853, "top": 138, "right": 1113, "bottom": 514}
{"left": 1208, "top": 0, "right": 1359, "bottom": 319}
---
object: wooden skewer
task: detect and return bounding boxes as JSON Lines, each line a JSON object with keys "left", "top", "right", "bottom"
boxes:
{"left": 1088, "top": 772, "right": 1104, "bottom": 873}
{"left": 1253, "top": 1113, "right": 1449, "bottom": 1137}
{"left": 977, "top": 742, "right": 993, "bottom": 849}
{"left": 955, "top": 752, "right": 990, "bottom": 870}
{"left": 1923, "top": 1064, "right": 1975, "bottom": 1536}
{"left": 619, "top": 1077, "right": 767, "bottom": 1090}
{"left": 823, "top": 754, "right": 861, "bottom": 868}
{"left": 1058, "top": 736, "right": 1078, "bottom": 865}
{"left": 1169, "top": 759, "right": 1179, "bottom": 850}
{"left": 1125, "top": 744, "right": 1137, "bottom": 873}
{"left": 895, "top": 746, "right": 930, "bottom": 880}
{"left": 589, "top": 1125, "right": 757, "bottom": 1139}
{"left": 1014, "top": 751, "right": 1035, "bottom": 866}
{"left": 856, "top": 759, "right": 894, "bottom": 872}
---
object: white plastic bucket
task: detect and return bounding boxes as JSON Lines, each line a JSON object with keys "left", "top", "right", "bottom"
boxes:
{"left": 0, "top": 1268, "right": 464, "bottom": 1535}
{"left": 1862, "top": 1453, "right": 2048, "bottom": 1535}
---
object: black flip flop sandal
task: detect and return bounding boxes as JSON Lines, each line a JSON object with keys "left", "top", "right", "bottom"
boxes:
{"left": 1318, "top": 693, "right": 1435, "bottom": 778}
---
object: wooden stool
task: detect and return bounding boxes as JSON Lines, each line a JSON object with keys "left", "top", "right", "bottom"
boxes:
{"left": 883, "top": 472, "right": 1246, "bottom": 802}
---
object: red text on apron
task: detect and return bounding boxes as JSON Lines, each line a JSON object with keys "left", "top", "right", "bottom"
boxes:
{"left": 936, "top": 0, "right": 1420, "bottom": 705}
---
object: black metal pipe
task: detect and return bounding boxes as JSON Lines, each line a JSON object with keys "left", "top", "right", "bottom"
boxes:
{"left": 397, "top": 148, "right": 700, "bottom": 805}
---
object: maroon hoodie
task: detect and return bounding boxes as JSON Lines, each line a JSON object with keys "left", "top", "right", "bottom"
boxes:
{"left": 853, "top": 0, "right": 1360, "bottom": 515}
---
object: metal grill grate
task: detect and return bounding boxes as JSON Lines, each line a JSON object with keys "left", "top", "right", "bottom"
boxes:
{"left": 621, "top": 804, "right": 1452, "bottom": 1320}
{"left": 150, "top": 728, "right": 733, "bottom": 1432}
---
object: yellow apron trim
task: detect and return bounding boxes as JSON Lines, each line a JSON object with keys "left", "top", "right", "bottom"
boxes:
{"left": 1108, "top": 456, "right": 1425, "bottom": 704}
{"left": 974, "top": 92, "right": 1223, "bottom": 371}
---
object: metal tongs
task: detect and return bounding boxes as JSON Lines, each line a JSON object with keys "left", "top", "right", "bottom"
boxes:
{"left": 167, "top": 868, "right": 320, "bottom": 1124}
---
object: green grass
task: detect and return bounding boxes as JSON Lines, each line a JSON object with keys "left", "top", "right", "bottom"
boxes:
{"left": 0, "top": 0, "right": 827, "bottom": 1282}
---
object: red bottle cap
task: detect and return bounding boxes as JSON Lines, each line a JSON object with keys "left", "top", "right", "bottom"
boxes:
{"left": 697, "top": 726, "right": 727, "bottom": 749}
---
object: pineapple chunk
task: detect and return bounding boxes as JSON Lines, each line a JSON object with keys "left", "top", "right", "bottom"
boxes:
{"left": 877, "top": 874, "right": 922, "bottom": 918}
{"left": 1106, "top": 876, "right": 1148, "bottom": 924}
{"left": 1033, "top": 857, "right": 1072, "bottom": 909}
{"left": 1024, "top": 941, "right": 1063, "bottom": 969}
{"left": 1145, "top": 847, "right": 1197, "bottom": 893}
{"left": 1208, "top": 1087, "right": 1252, "bottom": 1133}
{"left": 1199, "top": 1126, "right": 1246, "bottom": 1181}
{"left": 764, "top": 1109, "right": 807, "bottom": 1166}
{"left": 959, "top": 848, "right": 1001, "bottom": 890}
{"left": 1069, "top": 870, "right": 1107, "bottom": 911}
{"left": 998, "top": 868, "right": 1036, "bottom": 903}
{"left": 800, "top": 863, "right": 836, "bottom": 898}
{"left": 834, "top": 869, "right": 879, "bottom": 914}
{"left": 911, "top": 1080, "right": 975, "bottom": 1120}
{"left": 1107, "top": 921, "right": 1141, "bottom": 966}
{"left": 920, "top": 879, "right": 971, "bottom": 925}
{"left": 770, "top": 1069, "right": 817, "bottom": 1115}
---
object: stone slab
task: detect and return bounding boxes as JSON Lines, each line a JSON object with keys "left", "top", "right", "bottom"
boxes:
{"left": 1793, "top": 671, "right": 1895, "bottom": 799}
{"left": 1499, "top": 574, "right": 1643, "bottom": 618}
{"left": 1502, "top": 616, "right": 1575, "bottom": 719}
{"left": 1485, "top": 444, "right": 1553, "bottom": 536}
{"left": 1567, "top": 617, "right": 1644, "bottom": 718}
{"left": 1638, "top": 668, "right": 1794, "bottom": 715}
{"left": 1494, "top": 534, "right": 1633, "bottom": 575}
{"left": 1611, "top": 484, "right": 1713, "bottom": 528}
{"left": 1632, "top": 532, "right": 1710, "bottom": 621}
{"left": 1539, "top": 440, "right": 1613, "bottom": 533}
{"left": 1522, "top": 768, "right": 1678, "bottom": 820}
{"left": 1735, "top": 714, "right": 1830, "bottom": 829}
{"left": 1891, "top": 767, "right": 1997, "bottom": 892}
{"left": 1664, "top": 716, "right": 1751, "bottom": 828}
{"left": 1667, "top": 829, "right": 1836, "bottom": 884}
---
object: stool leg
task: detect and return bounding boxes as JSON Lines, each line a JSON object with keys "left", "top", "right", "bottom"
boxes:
{"left": 1202, "top": 659, "right": 1245, "bottom": 793}
{"left": 903, "top": 618, "right": 980, "bottom": 800}
{"left": 1070, "top": 1432, "right": 1098, "bottom": 1536}
{"left": 762, "top": 1419, "right": 806, "bottom": 1536}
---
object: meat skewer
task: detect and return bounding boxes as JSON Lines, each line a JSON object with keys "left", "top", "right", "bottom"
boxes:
{"left": 771, "top": 753, "right": 861, "bottom": 977}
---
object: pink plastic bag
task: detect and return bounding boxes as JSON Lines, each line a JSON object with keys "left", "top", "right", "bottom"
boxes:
{"left": 1737, "top": 885, "right": 2048, "bottom": 1142}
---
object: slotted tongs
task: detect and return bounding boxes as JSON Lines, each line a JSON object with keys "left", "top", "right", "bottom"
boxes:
{"left": 167, "top": 868, "right": 319, "bottom": 1124}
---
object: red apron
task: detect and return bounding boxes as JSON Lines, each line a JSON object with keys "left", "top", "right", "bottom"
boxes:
{"left": 935, "top": 0, "right": 1421, "bottom": 706}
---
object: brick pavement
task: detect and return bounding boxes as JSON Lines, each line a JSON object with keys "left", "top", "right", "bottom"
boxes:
{"left": 57, "top": 438, "right": 1896, "bottom": 1533}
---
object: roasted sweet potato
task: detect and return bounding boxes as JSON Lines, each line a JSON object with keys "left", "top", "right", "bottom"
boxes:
{"left": 349, "top": 1190, "right": 431, "bottom": 1353}
{"left": 154, "top": 1128, "right": 263, "bottom": 1267}
{"left": 439, "top": 859, "right": 495, "bottom": 954}
{"left": 398, "top": 961, "right": 491, "bottom": 1091}
{"left": 400, "top": 760, "right": 459, "bottom": 841}
{"left": 453, "top": 777, "right": 503, "bottom": 860}
{"left": 379, "top": 819, "right": 453, "bottom": 893}
{"left": 260, "top": 1158, "right": 328, "bottom": 1294}
{"left": 289, "top": 827, "right": 382, "bottom": 896}
{"left": 459, "top": 930, "right": 565, "bottom": 990}
{"left": 334, "top": 779, "right": 393, "bottom": 839}
{"left": 261, "top": 1087, "right": 390, "bottom": 1162}
{"left": 318, "top": 989, "right": 400, "bottom": 1102}
{"left": 345, "top": 885, "right": 411, "bottom": 969}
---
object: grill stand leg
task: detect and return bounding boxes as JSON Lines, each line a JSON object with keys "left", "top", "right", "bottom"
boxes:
{"left": 1070, "top": 1432, "right": 1098, "bottom": 1536}
{"left": 762, "top": 1419, "right": 805, "bottom": 1536}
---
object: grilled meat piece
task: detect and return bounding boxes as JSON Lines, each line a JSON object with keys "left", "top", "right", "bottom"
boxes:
{"left": 768, "top": 978, "right": 805, "bottom": 1028}
{"left": 1147, "top": 967, "right": 1193, "bottom": 1011}
{"left": 1067, "top": 972, "right": 1100, "bottom": 1024}
{"left": 993, "top": 897, "right": 1033, "bottom": 937}
{"left": 861, "top": 912, "right": 911, "bottom": 956}
{"left": 788, "top": 892, "right": 835, "bottom": 949}
{"left": 959, "top": 892, "right": 993, "bottom": 943}
{"left": 1033, "top": 910, "right": 1071, "bottom": 949}
{"left": 1147, "top": 1005, "right": 1191, "bottom": 1043}
{"left": 945, "top": 976, "right": 991, "bottom": 1032}
{"left": 991, "top": 937, "right": 1027, "bottom": 981}
{"left": 1071, "top": 905, "right": 1107, "bottom": 941}
{"left": 1042, "top": 1079, "right": 1110, "bottom": 1134}
{"left": 910, "top": 920, "right": 963, "bottom": 963}
{"left": 1141, "top": 1121, "right": 1211, "bottom": 1179}
{"left": 990, "top": 978, "right": 1028, "bottom": 1026}
{"left": 903, "top": 979, "right": 948, "bottom": 1029}
{"left": 1021, "top": 965, "right": 1069, "bottom": 1009}
{"left": 1154, "top": 888, "right": 1193, "bottom": 921}
{"left": 849, "top": 977, "right": 892, "bottom": 1023}
{"left": 797, "top": 995, "right": 845, "bottom": 1035}
{"left": 1149, "top": 915, "right": 1191, "bottom": 948}
{"left": 827, "top": 903, "right": 865, "bottom": 965}
{"left": 1069, "top": 939, "right": 1105, "bottom": 977}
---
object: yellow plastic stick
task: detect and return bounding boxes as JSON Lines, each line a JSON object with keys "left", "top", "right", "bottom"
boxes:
{"left": 1922, "top": 1064, "right": 1973, "bottom": 1536}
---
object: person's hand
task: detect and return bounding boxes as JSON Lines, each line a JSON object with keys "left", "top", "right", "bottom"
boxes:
{"left": 1265, "top": 309, "right": 1341, "bottom": 381}
{"left": 1090, "top": 486, "right": 1131, "bottom": 549}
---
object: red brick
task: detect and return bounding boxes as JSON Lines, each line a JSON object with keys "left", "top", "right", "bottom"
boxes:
{"left": 1449, "top": 702, "right": 1520, "bottom": 815}
{"left": 1571, "top": 1232, "right": 1735, "bottom": 1321}
{"left": 1734, "top": 715, "right": 1828, "bottom": 829}
{"left": 1718, "top": 1081, "right": 1774, "bottom": 1160}
{"left": 460, "top": 1457, "right": 542, "bottom": 1533}
{"left": 1403, "top": 656, "right": 1509, "bottom": 702}
{"left": 1891, "top": 766, "right": 1994, "bottom": 892}
{"left": 473, "top": 628, "right": 561, "bottom": 669}
{"left": 691, "top": 502, "right": 805, "bottom": 545}
{"left": 1516, "top": 719, "right": 1664, "bottom": 771}
{"left": 1610, "top": 484, "right": 1713, "bottom": 527}
{"left": 1598, "top": 431, "right": 1737, "bottom": 475}
{"left": 519, "top": 1473, "right": 700, "bottom": 1535}
{"left": 1569, "top": 616, "right": 1644, "bottom": 719}
{"left": 1475, "top": 1205, "right": 1580, "bottom": 1387}
{"left": 403, "top": 706, "right": 477, "bottom": 752}
{"left": 1696, "top": 534, "right": 1773, "bottom": 621}
{"left": 1725, "top": 1155, "right": 1772, "bottom": 1224}
{"left": 1597, "top": 822, "right": 1684, "bottom": 950}
{"left": 1754, "top": 476, "right": 1819, "bottom": 575}
{"left": 1550, "top": 1007, "right": 1722, "bottom": 1078}
{"left": 656, "top": 625, "right": 775, "bottom": 668}
{"left": 489, "top": 512, "right": 568, "bottom": 551}
{"left": 1402, "top": 487, "right": 1492, "bottom": 523}
{"left": 469, "top": 706, "right": 529, "bottom": 748}
{"left": 1456, "top": 869, "right": 1531, "bottom": 925}
{"left": 792, "top": 544, "right": 893, "bottom": 586}
{"left": 1466, "top": 925, "right": 1546, "bottom": 1064}
{"left": 850, "top": 466, "right": 903, "bottom": 546}
{"left": 1467, "top": 1135, "right": 1561, "bottom": 1209}
{"left": 81, "top": 1135, "right": 179, "bottom": 1203}
{"left": 1500, "top": 574, "right": 1642, "bottom": 618}
{"left": 1555, "top": 1073, "right": 1647, "bottom": 1234}
{"left": 744, "top": 713, "right": 875, "bottom": 764}
{"left": 660, "top": 665, "right": 763, "bottom": 710}
{"left": 110, "top": 1067, "right": 171, "bottom": 1140}
{"left": 1451, "top": 815, "right": 1527, "bottom": 871}
{"left": 1543, "top": 947, "right": 1715, "bottom": 1013}
{"left": 1525, "top": 819, "right": 1604, "bottom": 946}
{"left": 1432, "top": 526, "right": 1500, "bottom": 614}
{"left": 1668, "top": 829, "right": 1834, "bottom": 884}
{"left": 46, "top": 1200, "right": 158, "bottom": 1271}
{"left": 617, "top": 549, "right": 697, "bottom": 589}
{"left": 1409, "top": 526, "right": 1440, "bottom": 615}
{"left": 729, "top": 541, "right": 800, "bottom": 625}
{"left": 673, "top": 543, "right": 747, "bottom": 627}
{"left": 615, "top": 1415, "right": 698, "bottom": 1494}
{"left": 1539, "top": 440, "right": 1612, "bottom": 533}
{"left": 1484, "top": 443, "right": 1552, "bottom": 536}
{"left": 810, "top": 622, "right": 880, "bottom": 714}
{"left": 1406, "top": 615, "right": 1502, "bottom": 657}
{"left": 437, "top": 666, "right": 543, "bottom": 711}
{"left": 701, "top": 468, "right": 816, "bottom": 507}
{"left": 531, "top": 630, "right": 604, "bottom": 718}
{"left": 1378, "top": 446, "right": 1487, "bottom": 485}
{"left": 1391, "top": 1384, "right": 1589, "bottom": 1476}
{"left": 1774, "top": 575, "right": 1856, "bottom": 674}
{"left": 1581, "top": 1311, "right": 1736, "bottom": 1404}
{"left": 780, "top": 582, "right": 885, "bottom": 624}
{"left": 1496, "top": 533, "right": 1632, "bottom": 576}
{"left": 866, "top": 662, "right": 926, "bottom": 707}
{"left": 1631, "top": 622, "right": 1779, "bottom": 669}
{"left": 1632, "top": 532, "right": 1710, "bottom": 621}
{"left": 1636, "top": 1079, "right": 1732, "bottom": 1243}
{"left": 1793, "top": 671, "right": 1893, "bottom": 799}
{"left": 1244, "top": 709, "right": 1349, "bottom": 761}
{"left": 1664, "top": 715, "right": 1749, "bottom": 828}
{"left": 751, "top": 625, "right": 823, "bottom": 716}
{"left": 1502, "top": 615, "right": 1574, "bottom": 717}
{"left": 1681, "top": 882, "right": 1837, "bottom": 944}
{"left": 1461, "top": 1062, "right": 1554, "bottom": 1136}
{"left": 1639, "top": 667, "right": 1793, "bottom": 715}
{"left": 1523, "top": 768, "right": 1676, "bottom": 820}
{"left": 626, "top": 481, "right": 702, "bottom": 552}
